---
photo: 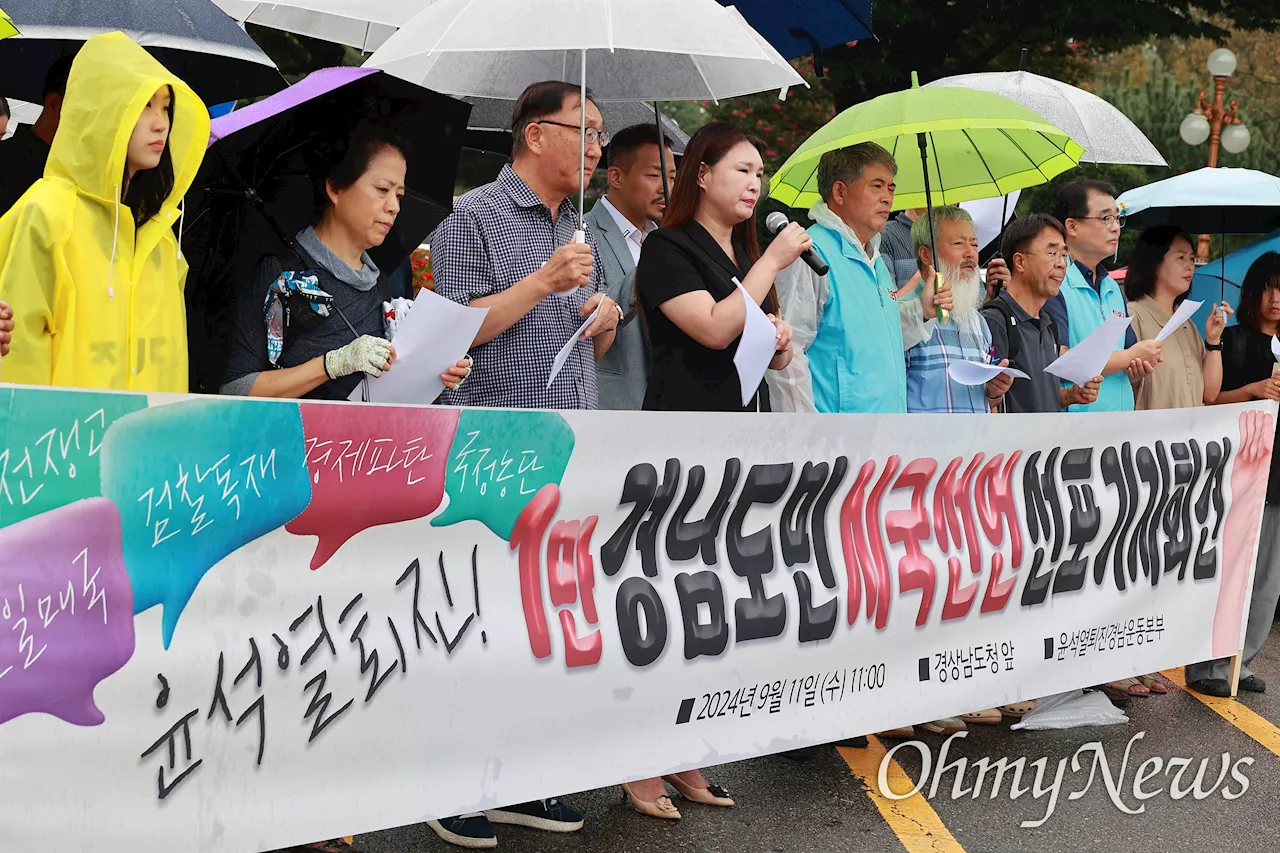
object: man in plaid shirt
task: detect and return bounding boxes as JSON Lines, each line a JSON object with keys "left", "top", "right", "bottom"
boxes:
{"left": 432, "top": 81, "right": 620, "bottom": 411}
{"left": 424, "top": 80, "right": 620, "bottom": 851}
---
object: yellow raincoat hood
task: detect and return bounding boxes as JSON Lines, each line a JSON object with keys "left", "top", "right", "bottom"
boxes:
{"left": 0, "top": 31, "right": 209, "bottom": 392}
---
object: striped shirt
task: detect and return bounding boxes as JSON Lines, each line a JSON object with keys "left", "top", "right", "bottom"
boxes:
{"left": 904, "top": 317, "right": 994, "bottom": 414}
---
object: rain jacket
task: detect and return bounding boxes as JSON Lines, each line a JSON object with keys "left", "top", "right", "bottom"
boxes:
{"left": 0, "top": 32, "right": 209, "bottom": 391}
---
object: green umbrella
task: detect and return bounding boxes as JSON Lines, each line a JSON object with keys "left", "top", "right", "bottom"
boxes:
{"left": 769, "top": 71, "right": 1082, "bottom": 323}
{"left": 0, "top": 8, "right": 18, "bottom": 40}
{"left": 770, "top": 71, "right": 1083, "bottom": 210}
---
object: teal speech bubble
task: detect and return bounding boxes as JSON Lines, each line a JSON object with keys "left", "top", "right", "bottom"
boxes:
{"left": 0, "top": 387, "right": 148, "bottom": 531}
{"left": 431, "top": 409, "right": 575, "bottom": 540}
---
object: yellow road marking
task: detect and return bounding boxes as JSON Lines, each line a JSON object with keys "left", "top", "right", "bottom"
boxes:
{"left": 838, "top": 737, "right": 966, "bottom": 853}
{"left": 1162, "top": 668, "right": 1280, "bottom": 759}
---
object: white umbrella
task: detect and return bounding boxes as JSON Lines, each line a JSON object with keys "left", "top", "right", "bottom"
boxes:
{"left": 925, "top": 69, "right": 1166, "bottom": 167}
{"left": 364, "top": 0, "right": 804, "bottom": 228}
{"left": 213, "top": 0, "right": 413, "bottom": 52}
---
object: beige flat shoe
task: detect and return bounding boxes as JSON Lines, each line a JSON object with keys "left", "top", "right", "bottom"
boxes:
{"left": 663, "top": 775, "right": 735, "bottom": 807}
{"left": 998, "top": 701, "right": 1036, "bottom": 719}
{"left": 959, "top": 708, "right": 1002, "bottom": 725}
{"left": 920, "top": 717, "right": 967, "bottom": 735}
{"left": 620, "top": 783, "right": 681, "bottom": 820}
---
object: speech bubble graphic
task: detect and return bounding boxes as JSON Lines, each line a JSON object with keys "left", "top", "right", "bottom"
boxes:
{"left": 99, "top": 399, "right": 312, "bottom": 648}
{"left": 0, "top": 498, "right": 135, "bottom": 727}
{"left": 431, "top": 409, "right": 576, "bottom": 541}
{"left": 0, "top": 387, "right": 147, "bottom": 530}
{"left": 286, "top": 403, "right": 461, "bottom": 570}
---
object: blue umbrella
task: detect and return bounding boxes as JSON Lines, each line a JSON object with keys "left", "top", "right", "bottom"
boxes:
{"left": 1117, "top": 167, "right": 1280, "bottom": 235}
{"left": 719, "top": 0, "right": 873, "bottom": 73}
{"left": 1187, "top": 229, "right": 1280, "bottom": 330}
{"left": 0, "top": 0, "right": 284, "bottom": 104}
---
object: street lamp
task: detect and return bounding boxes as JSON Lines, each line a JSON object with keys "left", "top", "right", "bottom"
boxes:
{"left": 1181, "top": 47, "right": 1250, "bottom": 262}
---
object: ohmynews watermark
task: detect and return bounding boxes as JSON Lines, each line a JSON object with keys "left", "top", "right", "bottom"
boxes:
{"left": 878, "top": 732, "right": 1254, "bottom": 827}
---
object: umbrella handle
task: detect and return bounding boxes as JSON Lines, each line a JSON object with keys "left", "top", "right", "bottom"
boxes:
{"left": 917, "top": 131, "right": 948, "bottom": 326}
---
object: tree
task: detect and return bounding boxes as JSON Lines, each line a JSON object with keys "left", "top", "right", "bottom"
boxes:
{"left": 818, "top": 0, "right": 1280, "bottom": 110}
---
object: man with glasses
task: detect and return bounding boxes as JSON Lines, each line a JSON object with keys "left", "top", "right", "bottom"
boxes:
{"left": 982, "top": 214, "right": 1101, "bottom": 413}
{"left": 433, "top": 80, "right": 620, "bottom": 413}
{"left": 1042, "top": 178, "right": 1161, "bottom": 412}
{"left": 428, "top": 79, "right": 618, "bottom": 848}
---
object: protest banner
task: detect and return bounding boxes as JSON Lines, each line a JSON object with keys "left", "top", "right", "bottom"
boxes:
{"left": 0, "top": 385, "right": 1272, "bottom": 852}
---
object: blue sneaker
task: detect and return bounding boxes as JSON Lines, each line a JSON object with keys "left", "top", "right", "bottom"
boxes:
{"left": 484, "top": 798, "right": 585, "bottom": 833}
{"left": 426, "top": 814, "right": 497, "bottom": 849}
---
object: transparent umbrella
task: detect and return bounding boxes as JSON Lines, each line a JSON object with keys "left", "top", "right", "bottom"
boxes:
{"left": 364, "top": 0, "right": 804, "bottom": 231}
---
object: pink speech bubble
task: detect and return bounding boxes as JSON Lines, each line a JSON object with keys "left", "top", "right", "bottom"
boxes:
{"left": 0, "top": 498, "right": 136, "bottom": 727}
{"left": 287, "top": 404, "right": 462, "bottom": 570}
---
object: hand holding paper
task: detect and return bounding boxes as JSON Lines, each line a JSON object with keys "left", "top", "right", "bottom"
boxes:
{"left": 947, "top": 359, "right": 1029, "bottom": 386}
{"left": 1045, "top": 314, "right": 1131, "bottom": 387}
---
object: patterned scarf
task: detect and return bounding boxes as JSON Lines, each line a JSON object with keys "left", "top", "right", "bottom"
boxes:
{"left": 263, "top": 270, "right": 334, "bottom": 366}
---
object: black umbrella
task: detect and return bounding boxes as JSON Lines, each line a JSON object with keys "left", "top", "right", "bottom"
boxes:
{"left": 181, "top": 66, "right": 471, "bottom": 393}
{"left": 0, "top": 0, "right": 285, "bottom": 104}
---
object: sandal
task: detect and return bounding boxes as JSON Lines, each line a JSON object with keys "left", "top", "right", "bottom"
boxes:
{"left": 1097, "top": 677, "right": 1150, "bottom": 701}
{"left": 998, "top": 701, "right": 1036, "bottom": 719}
{"left": 958, "top": 708, "right": 1002, "bottom": 725}
{"left": 1137, "top": 674, "right": 1168, "bottom": 694}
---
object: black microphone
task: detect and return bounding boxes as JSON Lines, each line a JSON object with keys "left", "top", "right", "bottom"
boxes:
{"left": 765, "top": 212, "right": 829, "bottom": 276}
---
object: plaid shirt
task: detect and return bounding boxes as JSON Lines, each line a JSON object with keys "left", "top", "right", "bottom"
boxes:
{"left": 433, "top": 164, "right": 602, "bottom": 410}
{"left": 904, "top": 317, "right": 994, "bottom": 414}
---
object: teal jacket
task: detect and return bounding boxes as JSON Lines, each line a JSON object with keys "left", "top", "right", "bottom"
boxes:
{"left": 807, "top": 222, "right": 908, "bottom": 414}
{"left": 1058, "top": 262, "right": 1134, "bottom": 412}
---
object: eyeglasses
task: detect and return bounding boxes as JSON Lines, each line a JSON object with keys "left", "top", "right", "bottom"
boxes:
{"left": 535, "top": 120, "right": 610, "bottom": 147}
{"left": 1074, "top": 214, "right": 1126, "bottom": 228}
{"left": 1020, "top": 250, "right": 1070, "bottom": 264}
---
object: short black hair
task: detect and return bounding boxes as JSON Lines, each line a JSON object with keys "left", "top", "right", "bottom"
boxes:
{"left": 316, "top": 121, "right": 408, "bottom": 213}
{"left": 0, "top": 98, "right": 8, "bottom": 119}
{"left": 1123, "top": 226, "right": 1194, "bottom": 303}
{"left": 1001, "top": 213, "right": 1066, "bottom": 260}
{"left": 1053, "top": 177, "right": 1117, "bottom": 224}
{"left": 44, "top": 55, "right": 74, "bottom": 100}
{"left": 510, "top": 80, "right": 596, "bottom": 158}
{"left": 1236, "top": 252, "right": 1280, "bottom": 333}
{"left": 606, "top": 123, "right": 673, "bottom": 169}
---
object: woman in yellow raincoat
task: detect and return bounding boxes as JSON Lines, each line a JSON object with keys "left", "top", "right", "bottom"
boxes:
{"left": 0, "top": 31, "right": 209, "bottom": 391}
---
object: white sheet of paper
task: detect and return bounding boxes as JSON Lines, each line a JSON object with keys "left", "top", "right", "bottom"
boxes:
{"left": 1044, "top": 313, "right": 1131, "bottom": 387}
{"left": 732, "top": 278, "right": 778, "bottom": 408}
{"left": 1271, "top": 334, "right": 1280, "bottom": 362}
{"left": 547, "top": 305, "right": 599, "bottom": 389}
{"left": 352, "top": 287, "right": 489, "bottom": 405}
{"left": 1154, "top": 299, "right": 1202, "bottom": 342}
{"left": 946, "top": 360, "right": 1030, "bottom": 386}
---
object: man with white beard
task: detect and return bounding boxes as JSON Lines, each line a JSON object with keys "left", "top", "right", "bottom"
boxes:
{"left": 904, "top": 206, "right": 1013, "bottom": 413}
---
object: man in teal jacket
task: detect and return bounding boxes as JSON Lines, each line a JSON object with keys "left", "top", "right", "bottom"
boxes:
{"left": 767, "top": 143, "right": 951, "bottom": 414}
{"left": 1042, "top": 178, "right": 1162, "bottom": 411}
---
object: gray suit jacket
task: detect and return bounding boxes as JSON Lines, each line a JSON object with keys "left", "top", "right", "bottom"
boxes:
{"left": 586, "top": 199, "right": 650, "bottom": 410}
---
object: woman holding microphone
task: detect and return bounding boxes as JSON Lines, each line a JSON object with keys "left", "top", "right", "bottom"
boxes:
{"left": 635, "top": 121, "right": 810, "bottom": 412}
{"left": 616, "top": 122, "right": 810, "bottom": 821}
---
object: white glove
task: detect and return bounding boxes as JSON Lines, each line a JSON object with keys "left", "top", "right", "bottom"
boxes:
{"left": 324, "top": 335, "right": 392, "bottom": 379}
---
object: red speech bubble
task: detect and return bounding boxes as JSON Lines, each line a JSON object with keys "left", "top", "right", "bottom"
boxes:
{"left": 286, "top": 404, "right": 461, "bottom": 570}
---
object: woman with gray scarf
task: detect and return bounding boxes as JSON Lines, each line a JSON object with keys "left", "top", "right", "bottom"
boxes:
{"left": 222, "top": 122, "right": 469, "bottom": 401}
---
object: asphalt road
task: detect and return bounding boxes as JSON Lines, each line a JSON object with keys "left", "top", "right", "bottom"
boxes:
{"left": 348, "top": 623, "right": 1280, "bottom": 853}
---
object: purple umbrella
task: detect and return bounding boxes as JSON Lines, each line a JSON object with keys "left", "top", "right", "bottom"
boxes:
{"left": 182, "top": 65, "right": 471, "bottom": 393}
